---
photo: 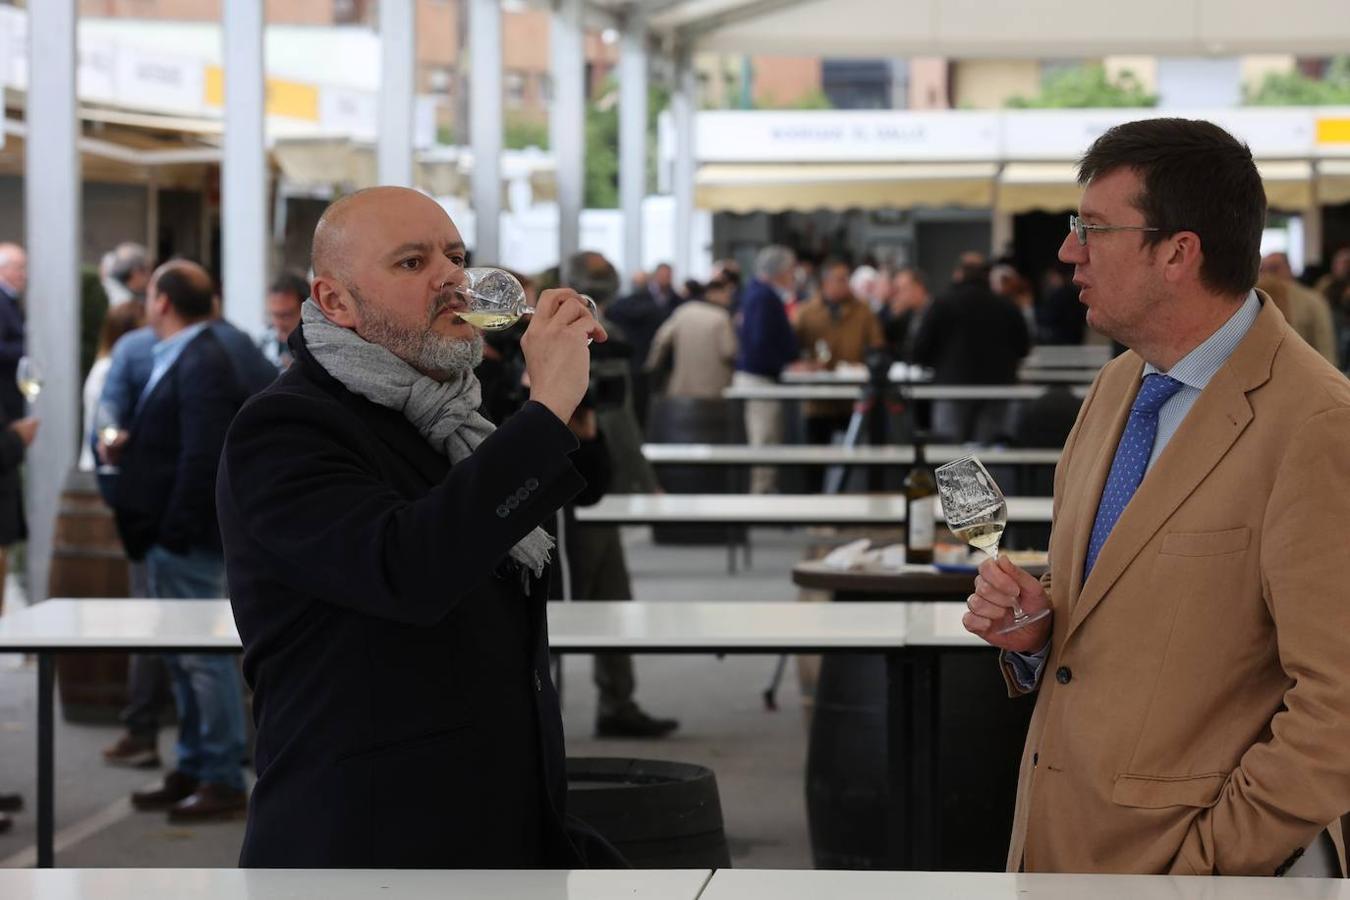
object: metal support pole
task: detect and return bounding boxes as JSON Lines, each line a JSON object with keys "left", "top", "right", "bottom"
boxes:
{"left": 378, "top": 0, "right": 416, "bottom": 187}
{"left": 672, "top": 47, "right": 696, "bottom": 281}
{"left": 25, "top": 0, "right": 79, "bottom": 610}
{"left": 37, "top": 653, "right": 55, "bottom": 867}
{"left": 618, "top": 6, "right": 649, "bottom": 282}
{"left": 470, "top": 0, "right": 503, "bottom": 264}
{"left": 222, "top": 0, "right": 267, "bottom": 334}
{"left": 550, "top": 0, "right": 585, "bottom": 268}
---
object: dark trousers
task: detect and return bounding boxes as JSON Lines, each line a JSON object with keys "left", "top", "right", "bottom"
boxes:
{"left": 120, "top": 560, "right": 172, "bottom": 739}
{"left": 804, "top": 414, "right": 853, "bottom": 493}
{"left": 568, "top": 524, "right": 637, "bottom": 717}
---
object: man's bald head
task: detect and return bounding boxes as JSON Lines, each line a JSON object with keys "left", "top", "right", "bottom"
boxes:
{"left": 311, "top": 187, "right": 447, "bottom": 284}
{"left": 0, "top": 243, "right": 27, "bottom": 295}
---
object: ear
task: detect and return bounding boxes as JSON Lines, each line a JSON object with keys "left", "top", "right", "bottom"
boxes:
{"left": 310, "top": 275, "right": 358, "bottom": 329}
{"left": 1160, "top": 231, "right": 1204, "bottom": 286}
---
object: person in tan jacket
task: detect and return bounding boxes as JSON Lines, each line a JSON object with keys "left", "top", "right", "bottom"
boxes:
{"left": 644, "top": 276, "right": 738, "bottom": 399}
{"left": 793, "top": 260, "right": 884, "bottom": 440}
{"left": 1258, "top": 252, "right": 1338, "bottom": 366}
{"left": 963, "top": 118, "right": 1350, "bottom": 878}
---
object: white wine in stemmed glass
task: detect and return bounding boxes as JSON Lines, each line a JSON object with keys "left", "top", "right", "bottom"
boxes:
{"left": 456, "top": 268, "right": 599, "bottom": 334}
{"left": 16, "top": 356, "right": 41, "bottom": 403}
{"left": 936, "top": 455, "right": 1050, "bottom": 634}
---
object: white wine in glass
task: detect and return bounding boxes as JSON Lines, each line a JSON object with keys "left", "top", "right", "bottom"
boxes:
{"left": 16, "top": 356, "right": 41, "bottom": 403}
{"left": 936, "top": 455, "right": 1049, "bottom": 635}
{"left": 456, "top": 268, "right": 599, "bottom": 334}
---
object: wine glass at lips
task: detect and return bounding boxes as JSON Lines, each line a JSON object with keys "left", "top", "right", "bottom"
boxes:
{"left": 15, "top": 356, "right": 41, "bottom": 404}
{"left": 454, "top": 268, "right": 599, "bottom": 342}
{"left": 935, "top": 455, "right": 1050, "bottom": 635}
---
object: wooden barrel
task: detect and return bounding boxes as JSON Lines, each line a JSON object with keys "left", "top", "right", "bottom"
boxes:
{"left": 50, "top": 468, "right": 132, "bottom": 723}
{"left": 567, "top": 757, "right": 732, "bottom": 868}
{"left": 805, "top": 650, "right": 1033, "bottom": 871}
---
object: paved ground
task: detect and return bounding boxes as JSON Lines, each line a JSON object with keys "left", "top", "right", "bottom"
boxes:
{"left": 0, "top": 528, "right": 834, "bottom": 869}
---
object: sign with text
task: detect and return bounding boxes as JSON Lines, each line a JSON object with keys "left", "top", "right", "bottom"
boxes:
{"left": 697, "top": 111, "right": 1000, "bottom": 163}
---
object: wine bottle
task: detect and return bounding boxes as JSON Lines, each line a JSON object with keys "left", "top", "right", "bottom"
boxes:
{"left": 904, "top": 433, "right": 937, "bottom": 564}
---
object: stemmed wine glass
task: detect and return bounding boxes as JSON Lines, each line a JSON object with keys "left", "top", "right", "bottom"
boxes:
{"left": 936, "top": 455, "right": 1050, "bottom": 634}
{"left": 16, "top": 356, "right": 41, "bottom": 404}
{"left": 94, "top": 402, "right": 122, "bottom": 475}
{"left": 455, "top": 268, "right": 599, "bottom": 341}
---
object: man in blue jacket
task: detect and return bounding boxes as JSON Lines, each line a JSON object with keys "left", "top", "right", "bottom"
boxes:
{"left": 733, "top": 245, "right": 800, "bottom": 493}
{"left": 218, "top": 186, "right": 615, "bottom": 867}
{"left": 109, "top": 261, "right": 253, "bottom": 821}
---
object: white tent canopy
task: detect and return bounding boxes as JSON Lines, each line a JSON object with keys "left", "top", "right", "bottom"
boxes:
{"left": 577, "top": 0, "right": 1350, "bottom": 57}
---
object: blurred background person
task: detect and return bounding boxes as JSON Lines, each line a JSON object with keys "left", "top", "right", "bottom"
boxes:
{"left": 734, "top": 245, "right": 799, "bottom": 494}
{"left": 0, "top": 407, "right": 37, "bottom": 832}
{"left": 645, "top": 274, "right": 738, "bottom": 399}
{"left": 879, "top": 266, "right": 932, "bottom": 363}
{"left": 913, "top": 258, "right": 1030, "bottom": 443}
{"left": 794, "top": 259, "right": 884, "bottom": 461}
{"left": 1259, "top": 252, "right": 1337, "bottom": 366}
{"left": 991, "top": 262, "right": 1037, "bottom": 338}
{"left": 0, "top": 244, "right": 27, "bottom": 424}
{"left": 99, "top": 243, "right": 151, "bottom": 307}
{"left": 79, "top": 300, "right": 146, "bottom": 473}
{"left": 949, "top": 250, "right": 987, "bottom": 288}
{"left": 849, "top": 264, "right": 880, "bottom": 314}
{"left": 259, "top": 271, "right": 309, "bottom": 370}
{"left": 1037, "top": 261, "right": 1087, "bottom": 346}
{"left": 1313, "top": 246, "right": 1350, "bottom": 364}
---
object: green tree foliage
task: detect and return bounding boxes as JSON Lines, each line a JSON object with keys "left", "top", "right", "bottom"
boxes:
{"left": 584, "top": 79, "right": 671, "bottom": 209}
{"left": 754, "top": 88, "right": 834, "bottom": 110}
{"left": 1006, "top": 65, "right": 1157, "bottom": 109}
{"left": 1246, "top": 57, "right": 1350, "bottom": 105}
{"left": 504, "top": 117, "right": 550, "bottom": 150}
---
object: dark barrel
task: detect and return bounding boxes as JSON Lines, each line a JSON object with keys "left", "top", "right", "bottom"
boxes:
{"left": 806, "top": 651, "right": 1033, "bottom": 870}
{"left": 566, "top": 757, "right": 732, "bottom": 868}
{"left": 49, "top": 468, "right": 131, "bottom": 722}
{"left": 645, "top": 396, "right": 745, "bottom": 545}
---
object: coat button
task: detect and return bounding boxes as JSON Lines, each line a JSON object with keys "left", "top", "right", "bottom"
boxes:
{"left": 533, "top": 669, "right": 543, "bottom": 692}
{"left": 496, "top": 505, "right": 510, "bottom": 518}
{"left": 1055, "top": 666, "right": 1072, "bottom": 684}
{"left": 515, "top": 487, "right": 530, "bottom": 502}
{"left": 506, "top": 495, "right": 520, "bottom": 509}
{"left": 525, "top": 477, "right": 539, "bottom": 490}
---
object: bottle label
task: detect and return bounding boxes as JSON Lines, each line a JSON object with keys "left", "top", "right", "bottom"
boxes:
{"left": 909, "top": 496, "right": 936, "bottom": 551}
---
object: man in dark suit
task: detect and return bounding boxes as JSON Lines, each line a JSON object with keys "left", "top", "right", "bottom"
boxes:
{"left": 0, "top": 244, "right": 26, "bottom": 423}
{"left": 913, "top": 261, "right": 1031, "bottom": 442}
{"left": 218, "top": 186, "right": 613, "bottom": 868}
{"left": 111, "top": 260, "right": 251, "bottom": 823}
{"left": 733, "top": 245, "right": 800, "bottom": 493}
{"left": 0, "top": 409, "right": 37, "bottom": 835}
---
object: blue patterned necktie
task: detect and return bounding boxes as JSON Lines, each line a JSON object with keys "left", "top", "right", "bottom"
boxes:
{"left": 1083, "top": 373, "right": 1185, "bottom": 578}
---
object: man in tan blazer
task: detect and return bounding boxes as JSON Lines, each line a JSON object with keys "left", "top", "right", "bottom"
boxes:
{"left": 963, "top": 118, "right": 1350, "bottom": 877}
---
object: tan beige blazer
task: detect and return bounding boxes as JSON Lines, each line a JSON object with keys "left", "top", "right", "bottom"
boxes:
{"left": 1004, "top": 296, "right": 1350, "bottom": 876}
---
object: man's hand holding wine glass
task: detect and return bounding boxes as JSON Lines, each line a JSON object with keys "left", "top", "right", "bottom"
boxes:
{"left": 520, "top": 288, "right": 607, "bottom": 425}
{"left": 963, "top": 556, "right": 1052, "bottom": 653}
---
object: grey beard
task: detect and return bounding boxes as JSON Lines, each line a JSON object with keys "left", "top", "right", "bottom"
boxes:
{"left": 349, "top": 284, "right": 484, "bottom": 377}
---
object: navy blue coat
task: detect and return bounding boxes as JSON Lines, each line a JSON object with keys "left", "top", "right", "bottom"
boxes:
{"left": 218, "top": 328, "right": 595, "bottom": 869}
{"left": 114, "top": 326, "right": 248, "bottom": 560}
{"left": 734, "top": 279, "right": 798, "bottom": 378}
{"left": 0, "top": 285, "right": 24, "bottom": 422}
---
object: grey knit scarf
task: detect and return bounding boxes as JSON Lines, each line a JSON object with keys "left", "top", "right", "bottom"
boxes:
{"left": 301, "top": 299, "right": 553, "bottom": 577}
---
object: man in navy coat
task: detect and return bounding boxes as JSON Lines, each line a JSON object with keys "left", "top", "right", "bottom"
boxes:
{"left": 217, "top": 187, "right": 612, "bottom": 868}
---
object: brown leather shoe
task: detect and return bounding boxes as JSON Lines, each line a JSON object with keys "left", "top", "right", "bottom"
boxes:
{"left": 102, "top": 734, "right": 161, "bottom": 769}
{"left": 167, "top": 783, "right": 247, "bottom": 824}
{"left": 131, "top": 771, "right": 199, "bottom": 811}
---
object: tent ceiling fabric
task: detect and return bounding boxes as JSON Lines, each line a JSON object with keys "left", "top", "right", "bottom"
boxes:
{"left": 583, "top": 0, "right": 1350, "bottom": 57}
{"left": 695, "top": 162, "right": 997, "bottom": 212}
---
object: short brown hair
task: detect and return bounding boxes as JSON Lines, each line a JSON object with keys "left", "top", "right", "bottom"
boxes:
{"left": 1078, "top": 118, "right": 1266, "bottom": 298}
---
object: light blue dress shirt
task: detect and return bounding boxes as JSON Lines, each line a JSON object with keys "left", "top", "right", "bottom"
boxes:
{"left": 1008, "top": 291, "right": 1262, "bottom": 689}
{"left": 136, "top": 321, "right": 209, "bottom": 414}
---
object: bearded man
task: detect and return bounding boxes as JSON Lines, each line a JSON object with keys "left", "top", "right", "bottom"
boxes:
{"left": 218, "top": 187, "right": 609, "bottom": 868}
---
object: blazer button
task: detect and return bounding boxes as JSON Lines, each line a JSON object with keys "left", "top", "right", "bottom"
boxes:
{"left": 1055, "top": 666, "right": 1073, "bottom": 685}
{"left": 496, "top": 505, "right": 510, "bottom": 518}
{"left": 533, "top": 669, "right": 543, "bottom": 692}
{"left": 515, "top": 487, "right": 531, "bottom": 502}
{"left": 506, "top": 495, "right": 520, "bottom": 509}
{"left": 525, "top": 477, "right": 540, "bottom": 491}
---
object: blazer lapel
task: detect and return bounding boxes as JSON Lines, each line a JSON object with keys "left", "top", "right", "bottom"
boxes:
{"left": 1063, "top": 298, "right": 1284, "bottom": 643}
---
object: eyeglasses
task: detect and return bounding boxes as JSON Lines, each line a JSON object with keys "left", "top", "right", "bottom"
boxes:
{"left": 1068, "top": 214, "right": 1161, "bottom": 246}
